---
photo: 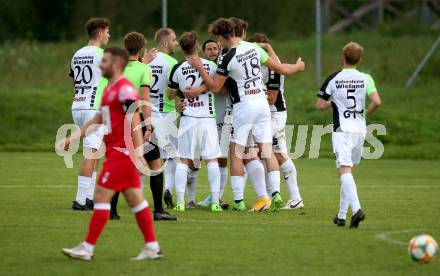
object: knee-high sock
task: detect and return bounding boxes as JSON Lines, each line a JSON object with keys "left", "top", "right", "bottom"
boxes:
{"left": 164, "top": 159, "right": 176, "bottom": 192}
{"left": 341, "top": 173, "right": 361, "bottom": 214}
{"left": 219, "top": 166, "right": 228, "bottom": 198}
{"left": 76, "top": 176, "right": 91, "bottom": 205}
{"left": 87, "top": 171, "right": 97, "bottom": 200}
{"left": 110, "top": 192, "right": 120, "bottom": 215}
{"left": 187, "top": 168, "right": 199, "bottom": 203}
{"left": 150, "top": 172, "right": 164, "bottom": 212}
{"left": 267, "top": 170, "right": 281, "bottom": 196}
{"left": 338, "top": 183, "right": 349, "bottom": 220}
{"left": 175, "top": 163, "right": 188, "bottom": 205}
{"left": 85, "top": 203, "right": 110, "bottom": 246}
{"left": 245, "top": 160, "right": 268, "bottom": 198}
{"left": 280, "top": 159, "right": 302, "bottom": 201}
{"left": 231, "top": 175, "right": 245, "bottom": 202}
{"left": 132, "top": 200, "right": 157, "bottom": 245}
{"left": 207, "top": 162, "right": 221, "bottom": 204}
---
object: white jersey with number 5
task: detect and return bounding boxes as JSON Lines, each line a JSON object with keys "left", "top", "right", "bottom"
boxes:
{"left": 70, "top": 45, "right": 107, "bottom": 110}
{"left": 318, "top": 68, "right": 377, "bottom": 133}
{"left": 168, "top": 58, "right": 217, "bottom": 118}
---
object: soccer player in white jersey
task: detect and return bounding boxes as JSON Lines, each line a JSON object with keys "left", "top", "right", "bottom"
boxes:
{"left": 69, "top": 18, "right": 110, "bottom": 211}
{"left": 188, "top": 18, "right": 305, "bottom": 212}
{"left": 316, "top": 42, "right": 382, "bottom": 228}
{"left": 145, "top": 28, "right": 179, "bottom": 209}
{"left": 247, "top": 33, "right": 304, "bottom": 210}
{"left": 168, "top": 32, "right": 223, "bottom": 212}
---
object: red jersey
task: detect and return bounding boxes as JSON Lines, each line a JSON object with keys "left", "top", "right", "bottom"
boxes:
{"left": 100, "top": 76, "right": 139, "bottom": 160}
{"left": 97, "top": 76, "right": 141, "bottom": 192}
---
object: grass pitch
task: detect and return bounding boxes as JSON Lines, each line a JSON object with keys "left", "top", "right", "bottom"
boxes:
{"left": 0, "top": 152, "right": 439, "bottom": 275}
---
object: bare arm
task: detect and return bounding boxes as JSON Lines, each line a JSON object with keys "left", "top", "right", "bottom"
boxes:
{"left": 367, "top": 92, "right": 382, "bottom": 116}
{"left": 259, "top": 43, "right": 280, "bottom": 62}
{"left": 315, "top": 98, "right": 331, "bottom": 110}
{"left": 187, "top": 56, "right": 227, "bottom": 92}
{"left": 140, "top": 86, "right": 153, "bottom": 142}
{"left": 265, "top": 56, "right": 305, "bottom": 75}
{"left": 59, "top": 113, "right": 102, "bottom": 150}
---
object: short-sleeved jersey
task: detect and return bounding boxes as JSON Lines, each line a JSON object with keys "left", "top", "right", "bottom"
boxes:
{"left": 100, "top": 76, "right": 139, "bottom": 159}
{"left": 70, "top": 46, "right": 108, "bottom": 110}
{"left": 261, "top": 63, "right": 286, "bottom": 112}
{"left": 123, "top": 60, "right": 152, "bottom": 94}
{"left": 216, "top": 41, "right": 269, "bottom": 104}
{"left": 149, "top": 52, "right": 178, "bottom": 112}
{"left": 169, "top": 58, "right": 217, "bottom": 118}
{"left": 318, "top": 68, "right": 377, "bottom": 133}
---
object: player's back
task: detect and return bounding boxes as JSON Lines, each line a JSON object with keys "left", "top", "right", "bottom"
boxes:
{"left": 70, "top": 45, "right": 108, "bottom": 110}
{"left": 217, "top": 41, "right": 268, "bottom": 104}
{"left": 123, "top": 60, "right": 152, "bottom": 94}
{"left": 320, "top": 68, "right": 375, "bottom": 133}
{"left": 100, "top": 77, "right": 139, "bottom": 158}
{"left": 149, "top": 52, "right": 178, "bottom": 112}
{"left": 169, "top": 58, "right": 217, "bottom": 118}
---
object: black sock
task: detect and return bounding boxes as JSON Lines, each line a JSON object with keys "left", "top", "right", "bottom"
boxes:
{"left": 150, "top": 172, "right": 164, "bottom": 213}
{"left": 111, "top": 192, "right": 120, "bottom": 214}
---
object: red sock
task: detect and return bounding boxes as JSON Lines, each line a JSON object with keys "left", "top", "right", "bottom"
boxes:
{"left": 134, "top": 204, "right": 157, "bottom": 243}
{"left": 85, "top": 204, "right": 110, "bottom": 245}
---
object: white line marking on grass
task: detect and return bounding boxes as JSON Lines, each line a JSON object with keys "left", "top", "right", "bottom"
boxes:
{"left": 376, "top": 229, "right": 423, "bottom": 247}
{"left": 0, "top": 185, "right": 72, "bottom": 189}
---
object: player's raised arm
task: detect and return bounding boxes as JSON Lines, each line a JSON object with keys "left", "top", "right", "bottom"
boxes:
{"left": 264, "top": 56, "right": 305, "bottom": 75}
{"left": 187, "top": 56, "right": 226, "bottom": 93}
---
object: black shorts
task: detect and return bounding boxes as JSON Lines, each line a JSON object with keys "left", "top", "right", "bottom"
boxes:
{"left": 140, "top": 113, "right": 160, "bottom": 161}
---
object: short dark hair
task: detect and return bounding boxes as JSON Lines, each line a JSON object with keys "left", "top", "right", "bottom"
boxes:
{"left": 154, "top": 28, "right": 174, "bottom": 45}
{"left": 179, "top": 32, "right": 198, "bottom": 55}
{"left": 208, "top": 18, "right": 234, "bottom": 39}
{"left": 104, "top": 46, "right": 129, "bottom": 69}
{"left": 247, "top": 33, "right": 270, "bottom": 44}
{"left": 85, "top": 18, "right": 110, "bottom": 39}
{"left": 124, "top": 32, "right": 146, "bottom": 55}
{"left": 230, "top": 17, "right": 248, "bottom": 38}
{"left": 202, "top": 39, "right": 218, "bottom": 51}
{"left": 343, "top": 42, "right": 363, "bottom": 65}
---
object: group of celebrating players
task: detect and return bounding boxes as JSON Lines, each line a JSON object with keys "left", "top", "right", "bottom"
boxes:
{"left": 58, "top": 16, "right": 382, "bottom": 261}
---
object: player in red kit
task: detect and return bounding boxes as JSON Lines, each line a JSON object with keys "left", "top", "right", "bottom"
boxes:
{"left": 58, "top": 46, "right": 162, "bottom": 261}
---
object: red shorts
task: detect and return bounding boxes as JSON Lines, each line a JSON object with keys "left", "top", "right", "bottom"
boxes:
{"left": 97, "top": 157, "right": 141, "bottom": 192}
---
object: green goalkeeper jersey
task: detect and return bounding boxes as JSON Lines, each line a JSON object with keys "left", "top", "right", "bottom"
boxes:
{"left": 123, "top": 60, "right": 153, "bottom": 94}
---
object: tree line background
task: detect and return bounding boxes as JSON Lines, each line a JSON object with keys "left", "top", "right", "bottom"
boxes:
{"left": 0, "top": 0, "right": 316, "bottom": 41}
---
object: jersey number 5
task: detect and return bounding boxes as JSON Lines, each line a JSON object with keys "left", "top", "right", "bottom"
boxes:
{"left": 346, "top": 89, "right": 356, "bottom": 108}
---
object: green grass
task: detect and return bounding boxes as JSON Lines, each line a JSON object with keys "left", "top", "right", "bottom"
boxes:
{"left": 0, "top": 152, "right": 439, "bottom": 275}
{"left": 0, "top": 29, "right": 440, "bottom": 158}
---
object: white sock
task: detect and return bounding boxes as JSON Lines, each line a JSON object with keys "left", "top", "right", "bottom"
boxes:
{"left": 164, "top": 159, "right": 176, "bottom": 192}
{"left": 82, "top": 241, "right": 94, "bottom": 254}
{"left": 280, "top": 159, "right": 301, "bottom": 201}
{"left": 245, "top": 160, "right": 268, "bottom": 198}
{"left": 338, "top": 183, "right": 348, "bottom": 220}
{"left": 187, "top": 168, "right": 199, "bottom": 203}
{"left": 340, "top": 173, "right": 361, "bottom": 214}
{"left": 76, "top": 176, "right": 91, "bottom": 205}
{"left": 87, "top": 171, "right": 97, "bottom": 200}
{"left": 175, "top": 163, "right": 188, "bottom": 205}
{"left": 145, "top": 241, "right": 160, "bottom": 251}
{"left": 230, "top": 176, "right": 245, "bottom": 201}
{"left": 207, "top": 162, "right": 221, "bottom": 204}
{"left": 267, "top": 170, "right": 281, "bottom": 196}
{"left": 219, "top": 166, "right": 228, "bottom": 198}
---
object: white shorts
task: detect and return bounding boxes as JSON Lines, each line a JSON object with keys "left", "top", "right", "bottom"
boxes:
{"left": 231, "top": 99, "right": 272, "bottom": 147}
{"left": 178, "top": 116, "right": 221, "bottom": 160}
{"left": 72, "top": 109, "right": 103, "bottom": 150}
{"left": 271, "top": 111, "right": 288, "bottom": 154}
{"left": 151, "top": 111, "right": 178, "bottom": 159}
{"left": 332, "top": 132, "right": 366, "bottom": 168}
